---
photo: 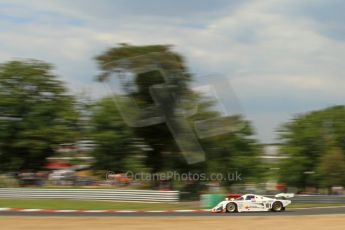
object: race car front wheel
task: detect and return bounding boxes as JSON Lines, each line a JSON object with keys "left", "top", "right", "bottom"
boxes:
{"left": 271, "top": 201, "right": 283, "bottom": 212}
{"left": 226, "top": 202, "right": 237, "bottom": 213}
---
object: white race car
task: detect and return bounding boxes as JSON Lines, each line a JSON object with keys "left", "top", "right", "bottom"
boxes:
{"left": 211, "top": 193, "right": 294, "bottom": 213}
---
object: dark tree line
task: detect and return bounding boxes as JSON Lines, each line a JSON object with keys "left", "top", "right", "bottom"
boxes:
{"left": 2, "top": 44, "right": 342, "bottom": 191}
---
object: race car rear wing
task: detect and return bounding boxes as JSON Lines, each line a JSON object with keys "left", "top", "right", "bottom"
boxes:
{"left": 275, "top": 193, "right": 295, "bottom": 199}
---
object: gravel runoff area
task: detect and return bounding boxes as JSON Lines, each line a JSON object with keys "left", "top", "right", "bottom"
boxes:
{"left": 0, "top": 215, "right": 345, "bottom": 230}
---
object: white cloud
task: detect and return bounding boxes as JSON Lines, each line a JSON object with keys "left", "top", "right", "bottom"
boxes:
{"left": 1, "top": 0, "right": 345, "bottom": 142}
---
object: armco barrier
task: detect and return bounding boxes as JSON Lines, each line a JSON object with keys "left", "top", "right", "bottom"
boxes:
{"left": 290, "top": 195, "right": 345, "bottom": 204}
{"left": 264, "top": 195, "right": 345, "bottom": 204}
{"left": 0, "top": 189, "right": 344, "bottom": 204}
{"left": 0, "top": 188, "right": 179, "bottom": 202}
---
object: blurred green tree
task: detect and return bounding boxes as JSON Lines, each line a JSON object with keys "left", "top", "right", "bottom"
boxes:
{"left": 95, "top": 44, "right": 192, "bottom": 173}
{"left": 188, "top": 95, "right": 262, "bottom": 186}
{"left": 278, "top": 106, "right": 345, "bottom": 190}
{"left": 90, "top": 97, "right": 145, "bottom": 172}
{"left": 317, "top": 147, "right": 345, "bottom": 190}
{"left": 94, "top": 44, "right": 262, "bottom": 190}
{"left": 0, "top": 60, "right": 79, "bottom": 171}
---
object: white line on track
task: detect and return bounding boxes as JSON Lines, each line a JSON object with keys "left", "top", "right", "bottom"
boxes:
{"left": 114, "top": 210, "right": 137, "bottom": 213}
{"left": 54, "top": 210, "right": 78, "bottom": 213}
{"left": 81, "top": 210, "right": 108, "bottom": 213}
{"left": 172, "top": 210, "right": 197, "bottom": 212}
{"left": 20, "top": 209, "right": 42, "bottom": 212}
{"left": 145, "top": 210, "right": 167, "bottom": 213}
{"left": 290, "top": 206, "right": 345, "bottom": 210}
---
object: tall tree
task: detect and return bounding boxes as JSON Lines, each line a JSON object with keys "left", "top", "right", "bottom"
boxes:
{"left": 95, "top": 44, "right": 262, "bottom": 190}
{"left": 95, "top": 44, "right": 191, "bottom": 173}
{"left": 0, "top": 60, "right": 79, "bottom": 171}
{"left": 90, "top": 97, "right": 144, "bottom": 172}
{"left": 278, "top": 106, "right": 345, "bottom": 189}
{"left": 190, "top": 95, "right": 262, "bottom": 186}
{"left": 317, "top": 147, "right": 345, "bottom": 190}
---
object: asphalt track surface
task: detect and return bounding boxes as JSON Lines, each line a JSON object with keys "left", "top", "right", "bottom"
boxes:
{"left": 0, "top": 207, "right": 344, "bottom": 217}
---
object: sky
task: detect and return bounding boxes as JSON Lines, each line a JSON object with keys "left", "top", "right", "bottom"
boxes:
{"left": 1, "top": 0, "right": 345, "bottom": 143}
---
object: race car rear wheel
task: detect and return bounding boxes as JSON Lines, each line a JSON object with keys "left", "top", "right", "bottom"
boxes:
{"left": 271, "top": 201, "right": 283, "bottom": 212}
{"left": 226, "top": 202, "right": 237, "bottom": 213}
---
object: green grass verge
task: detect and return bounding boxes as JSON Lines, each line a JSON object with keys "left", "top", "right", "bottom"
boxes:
{"left": 0, "top": 198, "right": 343, "bottom": 210}
{"left": 0, "top": 198, "right": 199, "bottom": 210}
{"left": 289, "top": 203, "right": 345, "bottom": 208}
